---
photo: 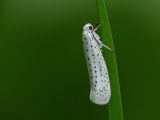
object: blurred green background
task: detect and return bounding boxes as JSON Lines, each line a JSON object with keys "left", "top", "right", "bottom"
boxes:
{"left": 0, "top": 0, "right": 159, "bottom": 120}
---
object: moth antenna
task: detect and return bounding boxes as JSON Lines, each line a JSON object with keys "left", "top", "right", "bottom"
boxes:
{"left": 93, "top": 17, "right": 104, "bottom": 32}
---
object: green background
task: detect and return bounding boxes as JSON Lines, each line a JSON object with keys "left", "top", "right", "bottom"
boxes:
{"left": 0, "top": 0, "right": 159, "bottom": 120}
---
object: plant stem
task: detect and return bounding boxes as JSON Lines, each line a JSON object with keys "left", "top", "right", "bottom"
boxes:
{"left": 96, "top": 0, "right": 123, "bottom": 120}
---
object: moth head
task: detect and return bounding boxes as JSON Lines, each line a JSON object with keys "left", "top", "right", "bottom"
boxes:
{"left": 83, "top": 23, "right": 93, "bottom": 32}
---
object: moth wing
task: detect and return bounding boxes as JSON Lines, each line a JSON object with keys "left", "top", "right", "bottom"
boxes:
{"left": 82, "top": 32, "right": 111, "bottom": 105}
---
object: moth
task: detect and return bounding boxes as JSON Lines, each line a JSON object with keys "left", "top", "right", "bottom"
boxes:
{"left": 82, "top": 19, "right": 113, "bottom": 105}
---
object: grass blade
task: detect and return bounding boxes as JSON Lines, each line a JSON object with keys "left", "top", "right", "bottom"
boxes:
{"left": 96, "top": 0, "right": 123, "bottom": 120}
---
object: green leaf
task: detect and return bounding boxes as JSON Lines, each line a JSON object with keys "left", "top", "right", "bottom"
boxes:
{"left": 96, "top": 0, "right": 123, "bottom": 120}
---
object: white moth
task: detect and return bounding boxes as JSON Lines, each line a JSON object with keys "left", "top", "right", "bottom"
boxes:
{"left": 82, "top": 20, "right": 113, "bottom": 105}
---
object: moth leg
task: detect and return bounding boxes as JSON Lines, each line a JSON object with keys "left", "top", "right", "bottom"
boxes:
{"left": 93, "top": 33, "right": 114, "bottom": 51}
{"left": 102, "top": 44, "right": 114, "bottom": 51}
{"left": 93, "top": 17, "right": 114, "bottom": 51}
{"left": 93, "top": 17, "right": 104, "bottom": 32}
